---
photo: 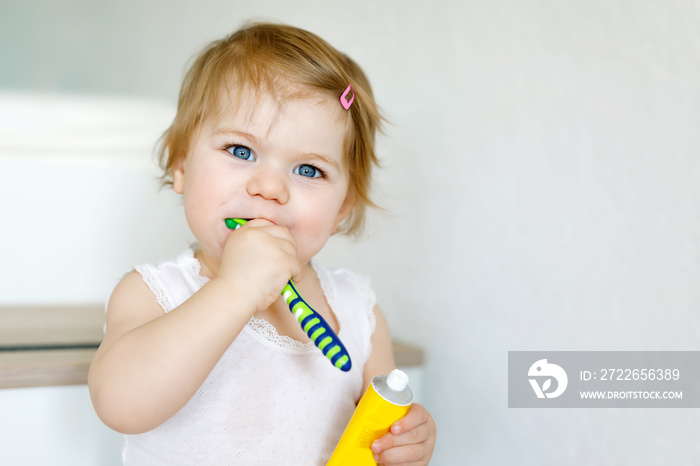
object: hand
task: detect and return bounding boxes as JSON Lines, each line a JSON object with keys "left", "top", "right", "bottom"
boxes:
{"left": 216, "top": 219, "right": 302, "bottom": 312}
{"left": 371, "top": 403, "right": 436, "bottom": 465}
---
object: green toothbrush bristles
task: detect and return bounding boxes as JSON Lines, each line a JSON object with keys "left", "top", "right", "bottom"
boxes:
{"left": 225, "top": 218, "right": 248, "bottom": 230}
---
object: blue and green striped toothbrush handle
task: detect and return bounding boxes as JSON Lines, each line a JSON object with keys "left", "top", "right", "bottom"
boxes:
{"left": 225, "top": 218, "right": 352, "bottom": 372}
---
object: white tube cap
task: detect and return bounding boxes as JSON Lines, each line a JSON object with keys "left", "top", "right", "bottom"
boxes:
{"left": 386, "top": 369, "right": 409, "bottom": 391}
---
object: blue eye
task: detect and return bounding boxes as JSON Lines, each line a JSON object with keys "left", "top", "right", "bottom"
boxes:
{"left": 294, "top": 164, "right": 323, "bottom": 178}
{"left": 226, "top": 145, "right": 255, "bottom": 161}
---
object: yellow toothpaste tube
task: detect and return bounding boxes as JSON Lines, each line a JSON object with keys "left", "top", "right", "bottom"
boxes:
{"left": 327, "top": 369, "right": 413, "bottom": 465}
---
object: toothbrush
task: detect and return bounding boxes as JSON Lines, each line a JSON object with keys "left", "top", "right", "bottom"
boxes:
{"left": 225, "top": 218, "right": 352, "bottom": 372}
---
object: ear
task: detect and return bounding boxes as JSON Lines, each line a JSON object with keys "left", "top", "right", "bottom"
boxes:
{"left": 172, "top": 155, "right": 186, "bottom": 194}
{"left": 332, "top": 192, "right": 355, "bottom": 234}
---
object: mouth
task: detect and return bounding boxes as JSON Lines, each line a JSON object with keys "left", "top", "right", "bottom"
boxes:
{"left": 224, "top": 218, "right": 250, "bottom": 230}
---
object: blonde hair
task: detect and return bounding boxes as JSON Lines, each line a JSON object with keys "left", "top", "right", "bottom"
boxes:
{"left": 159, "top": 22, "right": 384, "bottom": 236}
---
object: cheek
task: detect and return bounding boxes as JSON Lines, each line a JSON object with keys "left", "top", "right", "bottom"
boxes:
{"left": 181, "top": 173, "right": 229, "bottom": 232}
{"left": 184, "top": 161, "right": 230, "bottom": 204}
{"left": 182, "top": 182, "right": 210, "bottom": 216}
{"left": 294, "top": 194, "right": 348, "bottom": 258}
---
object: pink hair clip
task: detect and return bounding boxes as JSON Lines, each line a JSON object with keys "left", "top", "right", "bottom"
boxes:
{"left": 340, "top": 84, "right": 354, "bottom": 110}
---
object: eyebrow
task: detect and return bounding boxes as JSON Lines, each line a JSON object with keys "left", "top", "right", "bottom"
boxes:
{"left": 213, "top": 127, "right": 341, "bottom": 170}
{"left": 302, "top": 152, "right": 341, "bottom": 171}
{"left": 213, "top": 127, "right": 262, "bottom": 145}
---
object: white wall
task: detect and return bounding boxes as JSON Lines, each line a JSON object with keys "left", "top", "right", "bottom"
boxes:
{"left": 2, "top": 1, "right": 700, "bottom": 464}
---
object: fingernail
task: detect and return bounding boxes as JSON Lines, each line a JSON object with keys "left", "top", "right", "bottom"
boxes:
{"left": 371, "top": 442, "right": 381, "bottom": 453}
{"left": 392, "top": 425, "right": 402, "bottom": 435}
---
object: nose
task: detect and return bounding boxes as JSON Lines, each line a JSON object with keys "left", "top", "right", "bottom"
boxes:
{"left": 246, "top": 165, "right": 289, "bottom": 204}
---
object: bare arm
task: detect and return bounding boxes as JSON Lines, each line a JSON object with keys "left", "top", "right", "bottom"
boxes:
{"left": 88, "top": 271, "right": 256, "bottom": 433}
{"left": 362, "top": 304, "right": 397, "bottom": 393}
{"left": 88, "top": 220, "right": 301, "bottom": 434}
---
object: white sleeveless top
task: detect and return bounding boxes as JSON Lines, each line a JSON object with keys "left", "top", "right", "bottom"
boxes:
{"left": 122, "top": 248, "right": 377, "bottom": 465}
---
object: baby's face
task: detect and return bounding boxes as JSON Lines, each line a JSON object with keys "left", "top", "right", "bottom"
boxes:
{"left": 173, "top": 87, "right": 351, "bottom": 271}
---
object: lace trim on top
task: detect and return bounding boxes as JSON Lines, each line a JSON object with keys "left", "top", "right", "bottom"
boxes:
{"left": 243, "top": 259, "right": 343, "bottom": 353}
{"left": 182, "top": 247, "right": 211, "bottom": 289}
{"left": 135, "top": 264, "right": 173, "bottom": 313}
{"left": 245, "top": 316, "right": 316, "bottom": 353}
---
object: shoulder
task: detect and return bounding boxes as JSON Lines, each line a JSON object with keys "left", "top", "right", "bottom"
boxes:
{"left": 134, "top": 248, "right": 199, "bottom": 276}
{"left": 132, "top": 248, "right": 207, "bottom": 312}
{"left": 98, "top": 270, "right": 164, "bottom": 350}
{"left": 313, "top": 260, "right": 376, "bottom": 306}
{"left": 102, "top": 248, "right": 197, "bottom": 346}
{"left": 314, "top": 261, "right": 378, "bottom": 337}
{"left": 311, "top": 262, "right": 395, "bottom": 389}
{"left": 101, "top": 248, "right": 202, "bottom": 343}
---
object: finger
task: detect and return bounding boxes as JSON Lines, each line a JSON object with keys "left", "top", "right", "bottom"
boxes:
{"left": 272, "top": 235, "right": 298, "bottom": 258}
{"left": 372, "top": 420, "right": 430, "bottom": 453}
{"left": 241, "top": 217, "right": 274, "bottom": 227}
{"left": 236, "top": 220, "right": 302, "bottom": 281}
{"left": 240, "top": 224, "right": 297, "bottom": 257}
{"left": 290, "top": 265, "right": 304, "bottom": 284}
{"left": 390, "top": 403, "right": 429, "bottom": 436}
{"left": 262, "top": 236, "right": 301, "bottom": 283}
{"left": 373, "top": 442, "right": 431, "bottom": 466}
{"left": 288, "top": 256, "right": 303, "bottom": 283}
{"left": 245, "top": 220, "right": 294, "bottom": 241}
